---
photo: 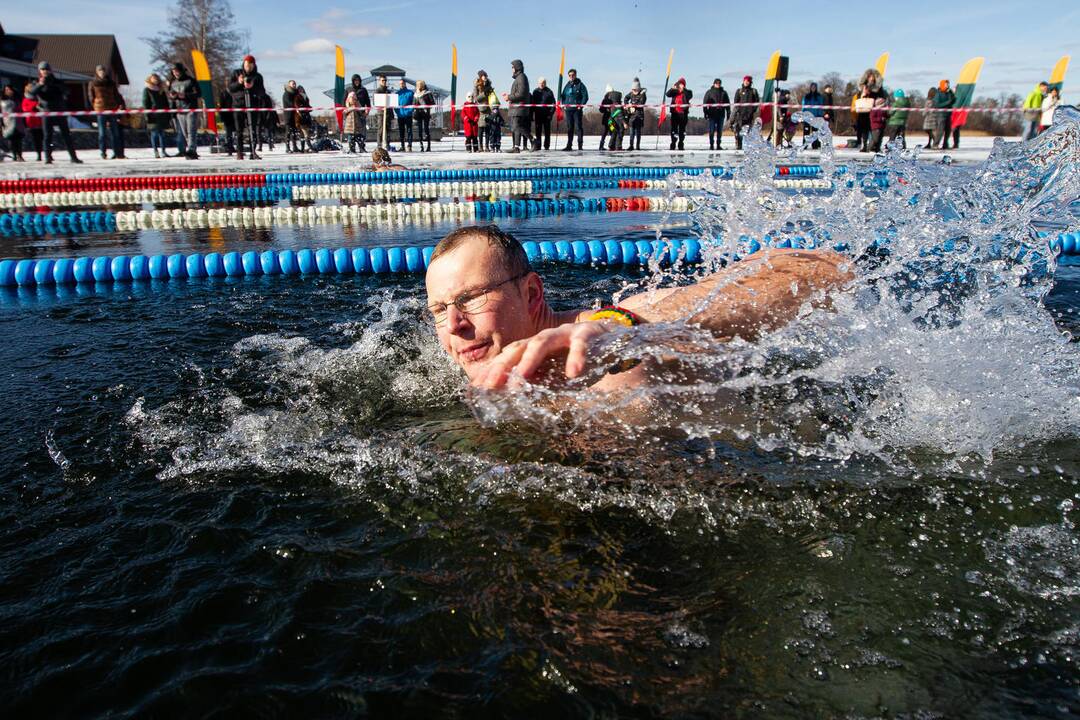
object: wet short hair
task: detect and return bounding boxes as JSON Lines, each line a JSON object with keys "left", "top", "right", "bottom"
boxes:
{"left": 429, "top": 224, "right": 531, "bottom": 277}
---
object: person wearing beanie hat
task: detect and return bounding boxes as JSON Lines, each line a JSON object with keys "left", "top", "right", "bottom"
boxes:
{"left": 731, "top": 75, "right": 759, "bottom": 150}
{"left": 530, "top": 77, "right": 556, "bottom": 150}
{"left": 599, "top": 83, "right": 624, "bottom": 151}
{"left": 230, "top": 54, "right": 267, "bottom": 160}
{"left": 665, "top": 77, "right": 692, "bottom": 150}
{"left": 885, "top": 87, "right": 910, "bottom": 149}
{"left": 169, "top": 61, "right": 201, "bottom": 159}
{"left": 89, "top": 64, "right": 125, "bottom": 159}
{"left": 624, "top": 77, "right": 647, "bottom": 151}
{"left": 27, "top": 60, "right": 82, "bottom": 164}
{"left": 932, "top": 79, "right": 955, "bottom": 149}
{"left": 703, "top": 78, "right": 730, "bottom": 150}
{"left": 504, "top": 59, "right": 534, "bottom": 152}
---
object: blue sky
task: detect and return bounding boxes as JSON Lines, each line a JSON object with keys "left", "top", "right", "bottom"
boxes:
{"left": 5, "top": 0, "right": 1077, "bottom": 108}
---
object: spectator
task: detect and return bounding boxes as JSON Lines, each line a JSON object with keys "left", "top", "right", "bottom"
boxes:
{"left": 624, "top": 78, "right": 647, "bottom": 151}
{"left": 504, "top": 59, "right": 533, "bottom": 153}
{"left": 88, "top": 64, "right": 125, "bottom": 159}
{"left": 29, "top": 62, "right": 82, "bottom": 164}
{"left": 560, "top": 68, "right": 588, "bottom": 151}
{"left": 218, "top": 78, "right": 235, "bottom": 154}
{"left": 487, "top": 86, "right": 503, "bottom": 152}
{"left": 474, "top": 71, "right": 493, "bottom": 152}
{"left": 20, "top": 80, "right": 43, "bottom": 161}
{"left": 395, "top": 78, "right": 415, "bottom": 151}
{"left": 282, "top": 80, "right": 299, "bottom": 152}
{"left": 258, "top": 93, "right": 277, "bottom": 153}
{"left": 373, "top": 74, "right": 390, "bottom": 148}
{"left": 296, "top": 86, "right": 314, "bottom": 152}
{"left": 885, "top": 88, "right": 909, "bottom": 149}
{"left": 228, "top": 66, "right": 260, "bottom": 159}
{"left": 801, "top": 81, "right": 824, "bottom": 148}
{"left": 868, "top": 96, "right": 888, "bottom": 152}
{"left": 775, "top": 88, "right": 797, "bottom": 148}
{"left": 922, "top": 87, "right": 937, "bottom": 147}
{"left": 1022, "top": 82, "right": 1048, "bottom": 141}
{"left": 462, "top": 93, "right": 480, "bottom": 152}
{"left": 665, "top": 77, "right": 691, "bottom": 150}
{"left": 1040, "top": 87, "right": 1060, "bottom": 132}
{"left": 343, "top": 90, "right": 363, "bottom": 153}
{"left": 142, "top": 74, "right": 171, "bottom": 158}
{"left": 933, "top": 79, "right": 955, "bottom": 149}
{"left": 349, "top": 74, "right": 371, "bottom": 151}
{"left": 599, "top": 84, "right": 624, "bottom": 151}
{"left": 821, "top": 84, "right": 835, "bottom": 130}
{"left": 531, "top": 77, "right": 555, "bottom": 150}
{"left": 1, "top": 84, "right": 25, "bottom": 161}
{"left": 414, "top": 80, "right": 434, "bottom": 152}
{"left": 854, "top": 86, "right": 874, "bottom": 151}
{"left": 168, "top": 62, "right": 200, "bottom": 159}
{"left": 703, "top": 78, "right": 730, "bottom": 150}
{"left": 731, "top": 75, "right": 759, "bottom": 150}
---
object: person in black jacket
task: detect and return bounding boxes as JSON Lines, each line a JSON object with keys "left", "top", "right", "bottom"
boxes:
{"left": 821, "top": 84, "right": 835, "bottom": 131}
{"left": 624, "top": 79, "right": 646, "bottom": 151}
{"left": 168, "top": 62, "right": 201, "bottom": 159}
{"left": 349, "top": 74, "right": 371, "bottom": 151}
{"left": 282, "top": 80, "right": 299, "bottom": 152}
{"left": 28, "top": 62, "right": 82, "bottom": 164}
{"left": 666, "top": 77, "right": 692, "bottom": 150}
{"left": 414, "top": 80, "right": 435, "bottom": 152}
{"left": 228, "top": 63, "right": 262, "bottom": 160}
{"left": 599, "top": 85, "right": 624, "bottom": 151}
{"left": 731, "top": 76, "right": 760, "bottom": 150}
{"left": 531, "top": 77, "right": 555, "bottom": 150}
{"left": 503, "top": 59, "right": 534, "bottom": 152}
{"left": 703, "top": 78, "right": 730, "bottom": 150}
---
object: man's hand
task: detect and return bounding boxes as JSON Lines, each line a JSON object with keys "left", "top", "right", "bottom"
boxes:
{"left": 474, "top": 322, "right": 612, "bottom": 390}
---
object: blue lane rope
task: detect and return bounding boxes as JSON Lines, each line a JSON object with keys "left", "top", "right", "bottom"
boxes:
{"left": 4, "top": 233, "right": 1077, "bottom": 289}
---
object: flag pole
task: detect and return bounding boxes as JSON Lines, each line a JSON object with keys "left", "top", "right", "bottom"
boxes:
{"left": 655, "top": 49, "right": 674, "bottom": 150}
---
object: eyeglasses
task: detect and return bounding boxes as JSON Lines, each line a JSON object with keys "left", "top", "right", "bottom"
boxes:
{"left": 427, "top": 270, "right": 529, "bottom": 327}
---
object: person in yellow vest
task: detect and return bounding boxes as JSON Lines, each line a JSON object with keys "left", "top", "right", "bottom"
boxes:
{"left": 1023, "top": 81, "right": 1048, "bottom": 141}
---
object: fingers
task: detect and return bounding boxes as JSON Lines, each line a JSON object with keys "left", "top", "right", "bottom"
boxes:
{"left": 514, "top": 330, "right": 570, "bottom": 380}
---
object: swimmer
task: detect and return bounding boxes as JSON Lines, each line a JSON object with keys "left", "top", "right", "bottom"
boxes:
{"left": 371, "top": 147, "right": 407, "bottom": 171}
{"left": 425, "top": 224, "right": 853, "bottom": 390}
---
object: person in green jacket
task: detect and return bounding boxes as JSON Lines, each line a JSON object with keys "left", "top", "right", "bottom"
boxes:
{"left": 932, "top": 79, "right": 955, "bottom": 149}
{"left": 886, "top": 89, "right": 910, "bottom": 149}
{"left": 1022, "top": 81, "right": 1048, "bottom": 141}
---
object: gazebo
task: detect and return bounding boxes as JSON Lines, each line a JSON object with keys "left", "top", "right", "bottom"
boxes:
{"left": 324, "top": 64, "right": 451, "bottom": 130}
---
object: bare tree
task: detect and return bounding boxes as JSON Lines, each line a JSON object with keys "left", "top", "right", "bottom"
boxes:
{"left": 142, "top": 0, "right": 248, "bottom": 92}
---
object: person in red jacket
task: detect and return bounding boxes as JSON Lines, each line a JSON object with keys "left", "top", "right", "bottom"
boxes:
{"left": 20, "top": 81, "right": 43, "bottom": 161}
{"left": 462, "top": 93, "right": 480, "bottom": 152}
{"left": 666, "top": 77, "right": 692, "bottom": 150}
{"left": 868, "top": 97, "right": 888, "bottom": 152}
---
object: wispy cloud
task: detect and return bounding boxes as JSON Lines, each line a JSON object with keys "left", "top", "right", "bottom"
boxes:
{"left": 576, "top": 35, "right": 602, "bottom": 45}
{"left": 260, "top": 38, "right": 342, "bottom": 60}
{"left": 308, "top": 8, "right": 392, "bottom": 37}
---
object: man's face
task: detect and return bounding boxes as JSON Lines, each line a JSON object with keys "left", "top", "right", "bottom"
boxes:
{"left": 568, "top": 72, "right": 576, "bottom": 81}
{"left": 399, "top": 79, "right": 407, "bottom": 89}
{"left": 743, "top": 79, "right": 750, "bottom": 87}
{"left": 288, "top": 80, "right": 296, "bottom": 91}
{"left": 425, "top": 239, "right": 539, "bottom": 381}
{"left": 713, "top": 81, "right": 720, "bottom": 89}
{"left": 1040, "top": 83, "right": 1049, "bottom": 93}
{"left": 539, "top": 79, "right": 546, "bottom": 88}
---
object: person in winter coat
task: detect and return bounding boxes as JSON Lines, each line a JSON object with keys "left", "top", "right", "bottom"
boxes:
{"left": 885, "top": 89, "right": 909, "bottom": 148}
{"left": 28, "top": 62, "right": 82, "bottom": 164}
{"left": 218, "top": 82, "right": 235, "bottom": 154}
{"left": 1040, "top": 87, "right": 1061, "bottom": 132}
{"left": 624, "top": 79, "right": 647, "bottom": 151}
{"left": 373, "top": 75, "right": 391, "bottom": 148}
{"left": 168, "top": 62, "right": 201, "bottom": 159}
{"left": 933, "top": 79, "right": 955, "bottom": 149}
{"left": 731, "top": 76, "right": 760, "bottom": 150}
{"left": 348, "top": 74, "right": 371, "bottom": 150}
{"left": 703, "top": 78, "right": 730, "bottom": 150}
{"left": 20, "top": 81, "right": 43, "bottom": 161}
{"left": 474, "top": 71, "right": 493, "bottom": 151}
{"left": 560, "top": 68, "right": 588, "bottom": 151}
{"left": 774, "top": 88, "right": 797, "bottom": 147}
{"left": 486, "top": 87, "right": 503, "bottom": 151}
{"left": 666, "top": 77, "right": 692, "bottom": 150}
{"left": 258, "top": 92, "right": 277, "bottom": 153}
{"left": 413, "top": 80, "right": 434, "bottom": 152}
{"left": 801, "top": 82, "right": 825, "bottom": 147}
{"left": 228, "top": 67, "right": 260, "bottom": 159}
{"left": 920, "top": 88, "right": 936, "bottom": 146}
{"left": 504, "top": 59, "right": 533, "bottom": 152}
{"left": 282, "top": 80, "right": 299, "bottom": 152}
{"left": 1, "top": 84, "right": 25, "bottom": 161}
{"left": 296, "top": 86, "right": 314, "bottom": 152}
{"left": 142, "top": 74, "right": 172, "bottom": 157}
{"left": 343, "top": 90, "right": 363, "bottom": 153}
{"left": 395, "top": 78, "right": 415, "bottom": 151}
{"left": 88, "top": 64, "right": 125, "bottom": 158}
{"left": 598, "top": 85, "right": 624, "bottom": 151}
{"left": 462, "top": 93, "right": 480, "bottom": 152}
{"left": 531, "top": 78, "right": 556, "bottom": 150}
{"left": 1023, "top": 82, "right": 1048, "bottom": 141}
{"left": 821, "top": 84, "right": 835, "bottom": 130}
{"left": 868, "top": 97, "right": 888, "bottom": 151}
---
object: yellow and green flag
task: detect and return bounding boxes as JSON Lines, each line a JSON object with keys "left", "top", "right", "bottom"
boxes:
{"left": 1049, "top": 55, "right": 1070, "bottom": 93}
{"left": 190, "top": 50, "right": 216, "bottom": 133}
{"left": 334, "top": 45, "right": 345, "bottom": 131}
{"left": 657, "top": 49, "right": 675, "bottom": 127}
{"left": 555, "top": 47, "right": 566, "bottom": 123}
{"left": 760, "top": 50, "right": 781, "bottom": 126}
{"left": 951, "top": 57, "right": 985, "bottom": 129}
{"left": 450, "top": 44, "right": 458, "bottom": 133}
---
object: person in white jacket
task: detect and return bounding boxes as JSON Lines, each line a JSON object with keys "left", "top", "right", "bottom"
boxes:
{"left": 1039, "top": 88, "right": 1060, "bottom": 132}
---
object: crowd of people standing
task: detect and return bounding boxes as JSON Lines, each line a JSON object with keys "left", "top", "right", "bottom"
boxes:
{"left": 0, "top": 52, "right": 1072, "bottom": 163}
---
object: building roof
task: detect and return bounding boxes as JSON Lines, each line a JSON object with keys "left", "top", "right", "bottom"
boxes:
{"left": 0, "top": 33, "right": 127, "bottom": 85}
{"left": 0, "top": 56, "right": 92, "bottom": 83}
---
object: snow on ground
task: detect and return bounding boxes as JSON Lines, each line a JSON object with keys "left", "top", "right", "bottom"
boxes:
{"left": 0, "top": 133, "right": 1010, "bottom": 179}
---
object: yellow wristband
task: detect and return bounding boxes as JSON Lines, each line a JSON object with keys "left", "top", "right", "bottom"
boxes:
{"left": 588, "top": 306, "right": 640, "bottom": 327}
